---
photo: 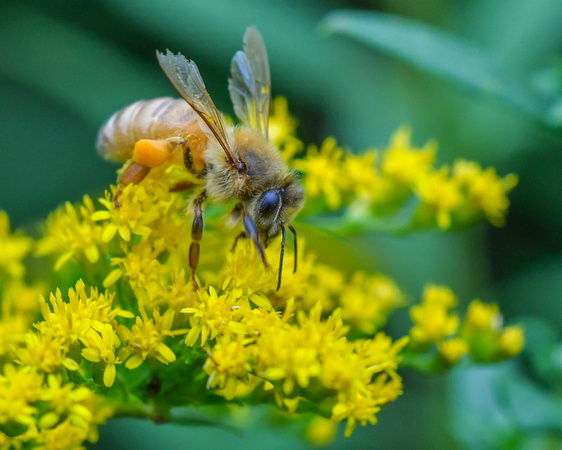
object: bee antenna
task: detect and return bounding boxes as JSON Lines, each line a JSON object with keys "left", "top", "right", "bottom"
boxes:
{"left": 277, "top": 225, "right": 287, "bottom": 291}
{"left": 288, "top": 224, "right": 297, "bottom": 273}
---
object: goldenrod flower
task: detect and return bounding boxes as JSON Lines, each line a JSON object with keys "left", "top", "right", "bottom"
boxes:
{"left": 453, "top": 160, "right": 518, "bottom": 226}
{"left": 34, "top": 419, "right": 89, "bottom": 450}
{"left": 36, "top": 280, "right": 132, "bottom": 348}
{"left": 118, "top": 309, "right": 183, "bottom": 368}
{"left": 165, "top": 268, "right": 198, "bottom": 314}
{"left": 0, "top": 211, "right": 33, "bottom": 279}
{"left": 220, "top": 240, "right": 277, "bottom": 297}
{"left": 341, "top": 150, "right": 390, "bottom": 205}
{"left": 2, "top": 280, "right": 43, "bottom": 322}
{"left": 464, "top": 299, "right": 502, "bottom": 332}
{"left": 295, "top": 137, "right": 344, "bottom": 209}
{"left": 35, "top": 197, "right": 103, "bottom": 271}
{"left": 422, "top": 284, "right": 458, "bottom": 308}
{"left": 182, "top": 286, "right": 247, "bottom": 347}
{"left": 369, "top": 372, "right": 404, "bottom": 404}
{"left": 415, "top": 167, "right": 463, "bottom": 229}
{"left": 332, "top": 391, "right": 381, "bottom": 437}
{"left": 305, "top": 416, "right": 337, "bottom": 446}
{"left": 0, "top": 314, "right": 28, "bottom": 356}
{"left": 410, "top": 285, "right": 460, "bottom": 344}
{"left": 459, "top": 300, "right": 525, "bottom": 361}
{"left": 39, "top": 375, "right": 94, "bottom": 431}
{"left": 339, "top": 273, "right": 404, "bottom": 334}
{"left": 103, "top": 241, "right": 169, "bottom": 308}
{"left": 498, "top": 325, "right": 525, "bottom": 356}
{"left": 439, "top": 338, "right": 469, "bottom": 364}
{"left": 0, "top": 280, "right": 40, "bottom": 356}
{"left": 254, "top": 323, "right": 322, "bottom": 394}
{"left": 13, "top": 332, "right": 79, "bottom": 373}
{"left": 80, "top": 324, "right": 122, "bottom": 387}
{"left": 0, "top": 97, "right": 523, "bottom": 445}
{"left": 204, "top": 335, "right": 252, "bottom": 400}
{"left": 381, "top": 126, "right": 436, "bottom": 186}
{"left": 410, "top": 305, "right": 459, "bottom": 343}
{"left": 0, "top": 365, "right": 43, "bottom": 426}
{"left": 268, "top": 97, "right": 302, "bottom": 160}
{"left": 93, "top": 183, "right": 164, "bottom": 242}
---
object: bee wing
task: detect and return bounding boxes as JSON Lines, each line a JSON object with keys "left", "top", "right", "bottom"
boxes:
{"left": 156, "top": 49, "right": 239, "bottom": 166}
{"left": 228, "top": 27, "right": 271, "bottom": 137}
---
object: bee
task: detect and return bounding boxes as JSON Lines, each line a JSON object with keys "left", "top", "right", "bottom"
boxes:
{"left": 96, "top": 27, "right": 305, "bottom": 290}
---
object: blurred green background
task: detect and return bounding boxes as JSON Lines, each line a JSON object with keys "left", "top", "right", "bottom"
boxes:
{"left": 1, "top": 0, "right": 562, "bottom": 448}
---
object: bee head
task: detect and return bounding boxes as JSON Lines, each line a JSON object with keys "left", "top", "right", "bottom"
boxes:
{"left": 252, "top": 177, "right": 305, "bottom": 238}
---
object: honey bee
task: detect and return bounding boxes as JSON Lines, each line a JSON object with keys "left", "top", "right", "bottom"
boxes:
{"left": 96, "top": 28, "right": 304, "bottom": 290}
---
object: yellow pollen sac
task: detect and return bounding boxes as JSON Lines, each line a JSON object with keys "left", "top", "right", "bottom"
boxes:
{"left": 133, "top": 139, "right": 170, "bottom": 167}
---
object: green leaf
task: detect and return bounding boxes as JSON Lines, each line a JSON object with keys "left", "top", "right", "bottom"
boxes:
{"left": 168, "top": 407, "right": 243, "bottom": 436}
{"left": 502, "top": 372, "right": 562, "bottom": 432}
{"left": 516, "top": 316, "right": 562, "bottom": 388}
{"left": 320, "top": 10, "right": 560, "bottom": 128}
{"left": 450, "top": 362, "right": 562, "bottom": 448}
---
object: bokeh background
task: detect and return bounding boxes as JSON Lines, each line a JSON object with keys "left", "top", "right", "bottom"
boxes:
{"left": 1, "top": 0, "right": 561, "bottom": 448}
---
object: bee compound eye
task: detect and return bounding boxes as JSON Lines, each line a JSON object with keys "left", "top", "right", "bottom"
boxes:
{"left": 259, "top": 190, "right": 281, "bottom": 215}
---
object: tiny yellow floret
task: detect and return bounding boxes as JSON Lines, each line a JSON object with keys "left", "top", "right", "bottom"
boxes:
{"left": 305, "top": 416, "right": 337, "bottom": 446}
{"left": 498, "top": 325, "right": 525, "bottom": 356}
{"left": 439, "top": 338, "right": 469, "bottom": 364}
{"left": 464, "top": 300, "right": 501, "bottom": 332}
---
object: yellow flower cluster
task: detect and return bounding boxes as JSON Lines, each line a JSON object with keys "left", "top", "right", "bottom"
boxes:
{"left": 0, "top": 212, "right": 33, "bottom": 280}
{"left": 4, "top": 165, "right": 408, "bottom": 442}
{"left": 36, "top": 197, "right": 104, "bottom": 271}
{"left": 0, "top": 212, "right": 43, "bottom": 361}
{"left": 0, "top": 365, "right": 111, "bottom": 449}
{"left": 407, "top": 285, "right": 524, "bottom": 368}
{"left": 0, "top": 98, "right": 522, "bottom": 446}
{"left": 462, "top": 300, "right": 525, "bottom": 361}
{"left": 91, "top": 175, "right": 407, "bottom": 430}
{"left": 293, "top": 126, "right": 518, "bottom": 231}
{"left": 0, "top": 217, "right": 113, "bottom": 447}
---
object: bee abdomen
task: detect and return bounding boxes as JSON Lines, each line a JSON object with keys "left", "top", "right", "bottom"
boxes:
{"left": 96, "top": 97, "right": 198, "bottom": 163}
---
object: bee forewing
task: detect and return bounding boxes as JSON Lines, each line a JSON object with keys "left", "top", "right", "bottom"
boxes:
{"left": 228, "top": 27, "right": 271, "bottom": 137}
{"left": 156, "top": 50, "right": 236, "bottom": 163}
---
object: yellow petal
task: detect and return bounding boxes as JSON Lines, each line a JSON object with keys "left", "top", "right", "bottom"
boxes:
{"left": 54, "top": 251, "right": 73, "bottom": 271}
{"left": 70, "top": 415, "right": 89, "bottom": 432}
{"left": 103, "top": 268, "right": 124, "bottom": 288}
{"left": 201, "top": 326, "right": 209, "bottom": 346}
{"left": 118, "top": 225, "right": 131, "bottom": 241}
{"left": 38, "top": 412, "right": 59, "bottom": 429}
{"left": 157, "top": 343, "right": 176, "bottom": 363}
{"left": 84, "top": 244, "right": 99, "bottom": 263}
{"left": 63, "top": 358, "right": 80, "bottom": 371}
{"left": 125, "top": 354, "right": 144, "bottom": 369}
{"left": 249, "top": 293, "right": 273, "bottom": 311}
{"left": 104, "top": 364, "right": 116, "bottom": 387}
{"left": 102, "top": 223, "right": 117, "bottom": 242}
{"left": 91, "top": 211, "right": 111, "bottom": 221}
{"left": 81, "top": 348, "right": 101, "bottom": 363}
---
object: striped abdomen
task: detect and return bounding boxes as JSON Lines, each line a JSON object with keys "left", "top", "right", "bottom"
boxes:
{"left": 96, "top": 97, "right": 199, "bottom": 163}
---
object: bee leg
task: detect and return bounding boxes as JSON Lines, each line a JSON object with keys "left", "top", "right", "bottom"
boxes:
{"left": 243, "top": 213, "right": 269, "bottom": 269}
{"left": 169, "top": 181, "right": 197, "bottom": 192}
{"left": 277, "top": 225, "right": 287, "bottom": 291}
{"left": 231, "top": 232, "right": 247, "bottom": 252}
{"left": 114, "top": 161, "right": 151, "bottom": 207}
{"left": 182, "top": 137, "right": 195, "bottom": 174}
{"left": 288, "top": 224, "right": 298, "bottom": 273}
{"left": 230, "top": 202, "right": 244, "bottom": 223}
{"left": 189, "top": 190, "right": 207, "bottom": 290}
